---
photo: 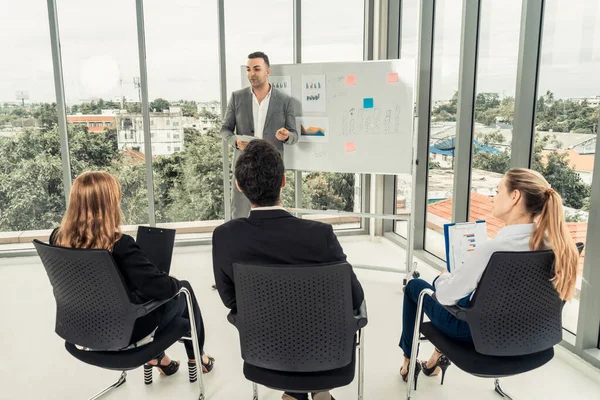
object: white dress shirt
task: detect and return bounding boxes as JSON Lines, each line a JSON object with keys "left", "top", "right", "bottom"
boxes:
{"left": 251, "top": 85, "right": 272, "bottom": 139}
{"left": 250, "top": 205, "right": 286, "bottom": 212}
{"left": 435, "top": 223, "right": 536, "bottom": 306}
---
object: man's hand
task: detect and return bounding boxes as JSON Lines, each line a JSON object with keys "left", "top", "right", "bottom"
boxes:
{"left": 236, "top": 139, "right": 249, "bottom": 150}
{"left": 275, "top": 128, "right": 290, "bottom": 142}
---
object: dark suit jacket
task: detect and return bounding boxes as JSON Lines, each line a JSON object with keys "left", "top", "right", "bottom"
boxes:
{"left": 50, "top": 228, "right": 181, "bottom": 342}
{"left": 221, "top": 86, "right": 298, "bottom": 154}
{"left": 212, "top": 209, "right": 365, "bottom": 312}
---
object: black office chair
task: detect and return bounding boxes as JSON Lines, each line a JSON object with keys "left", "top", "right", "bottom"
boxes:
{"left": 33, "top": 239, "right": 206, "bottom": 400}
{"left": 405, "top": 243, "right": 584, "bottom": 400}
{"left": 227, "top": 262, "right": 368, "bottom": 399}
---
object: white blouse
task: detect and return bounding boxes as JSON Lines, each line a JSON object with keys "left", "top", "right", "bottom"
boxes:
{"left": 435, "top": 223, "right": 536, "bottom": 306}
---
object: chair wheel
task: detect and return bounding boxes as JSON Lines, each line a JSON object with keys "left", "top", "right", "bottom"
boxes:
{"left": 412, "top": 271, "right": 420, "bottom": 279}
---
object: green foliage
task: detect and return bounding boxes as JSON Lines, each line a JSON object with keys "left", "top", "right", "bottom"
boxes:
{"left": 431, "top": 90, "right": 598, "bottom": 132}
{"left": 179, "top": 101, "right": 198, "bottom": 117}
{"left": 473, "top": 132, "right": 591, "bottom": 209}
{"left": 150, "top": 98, "right": 170, "bottom": 112}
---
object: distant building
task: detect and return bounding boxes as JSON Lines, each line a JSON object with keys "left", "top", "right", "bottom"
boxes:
{"left": 66, "top": 114, "right": 116, "bottom": 133}
{"left": 198, "top": 101, "right": 221, "bottom": 116}
{"left": 116, "top": 106, "right": 184, "bottom": 156}
{"left": 568, "top": 95, "right": 600, "bottom": 108}
{"left": 541, "top": 149, "right": 594, "bottom": 185}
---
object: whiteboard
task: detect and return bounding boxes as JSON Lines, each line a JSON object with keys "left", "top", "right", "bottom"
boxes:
{"left": 240, "top": 60, "right": 416, "bottom": 175}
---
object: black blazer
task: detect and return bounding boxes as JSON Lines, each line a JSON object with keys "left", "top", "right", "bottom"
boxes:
{"left": 49, "top": 228, "right": 181, "bottom": 342}
{"left": 212, "top": 209, "right": 365, "bottom": 312}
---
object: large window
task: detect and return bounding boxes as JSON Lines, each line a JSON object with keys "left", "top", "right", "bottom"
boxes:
{"left": 58, "top": 0, "right": 149, "bottom": 225}
{"left": 144, "top": 0, "right": 223, "bottom": 231}
{"left": 468, "top": 0, "right": 521, "bottom": 231}
{"left": 0, "top": 0, "right": 65, "bottom": 245}
{"left": 394, "top": 0, "right": 421, "bottom": 238}
{"left": 533, "top": 0, "right": 600, "bottom": 334}
{"left": 424, "top": 0, "right": 462, "bottom": 259}
{"left": 302, "top": 0, "right": 364, "bottom": 63}
{"left": 224, "top": 0, "right": 293, "bottom": 93}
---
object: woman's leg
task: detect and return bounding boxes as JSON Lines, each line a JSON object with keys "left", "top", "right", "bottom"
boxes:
{"left": 398, "top": 279, "right": 436, "bottom": 359}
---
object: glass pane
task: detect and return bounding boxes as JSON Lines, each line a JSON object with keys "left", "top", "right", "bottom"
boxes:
{"left": 0, "top": 0, "right": 66, "bottom": 248}
{"left": 533, "top": 0, "right": 599, "bottom": 334}
{"left": 225, "top": 0, "right": 293, "bottom": 93}
{"left": 300, "top": 0, "right": 364, "bottom": 228}
{"left": 144, "top": 0, "right": 223, "bottom": 235}
{"left": 424, "top": 0, "right": 462, "bottom": 259}
{"left": 282, "top": 172, "right": 362, "bottom": 230}
{"left": 400, "top": 0, "right": 419, "bottom": 60}
{"left": 394, "top": 0, "right": 420, "bottom": 238}
{"left": 58, "top": 0, "right": 149, "bottom": 225}
{"left": 468, "top": 0, "right": 521, "bottom": 233}
{"left": 302, "top": 0, "right": 364, "bottom": 63}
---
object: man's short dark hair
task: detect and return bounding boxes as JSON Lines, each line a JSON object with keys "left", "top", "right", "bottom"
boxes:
{"left": 248, "top": 51, "right": 270, "bottom": 67}
{"left": 235, "top": 140, "right": 284, "bottom": 207}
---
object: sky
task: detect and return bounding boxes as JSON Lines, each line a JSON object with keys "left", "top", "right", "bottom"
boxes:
{"left": 1, "top": 0, "right": 599, "bottom": 105}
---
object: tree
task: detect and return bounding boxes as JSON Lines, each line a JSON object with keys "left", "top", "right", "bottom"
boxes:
{"left": 150, "top": 98, "right": 170, "bottom": 112}
{"left": 33, "top": 103, "right": 59, "bottom": 131}
{"left": 473, "top": 132, "right": 591, "bottom": 209}
{"left": 180, "top": 101, "right": 198, "bottom": 118}
{"left": 0, "top": 123, "right": 122, "bottom": 230}
{"left": 166, "top": 124, "right": 225, "bottom": 222}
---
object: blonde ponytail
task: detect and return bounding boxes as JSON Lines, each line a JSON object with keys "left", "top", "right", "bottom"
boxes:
{"left": 505, "top": 169, "right": 579, "bottom": 300}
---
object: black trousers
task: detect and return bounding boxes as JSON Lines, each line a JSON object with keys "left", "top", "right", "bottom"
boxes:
{"left": 156, "top": 280, "right": 206, "bottom": 359}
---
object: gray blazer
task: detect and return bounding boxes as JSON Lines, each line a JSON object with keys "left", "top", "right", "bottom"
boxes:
{"left": 221, "top": 87, "right": 298, "bottom": 154}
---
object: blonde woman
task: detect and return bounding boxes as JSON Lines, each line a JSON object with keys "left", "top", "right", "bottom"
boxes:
{"left": 398, "top": 168, "right": 579, "bottom": 387}
{"left": 50, "top": 172, "right": 214, "bottom": 379}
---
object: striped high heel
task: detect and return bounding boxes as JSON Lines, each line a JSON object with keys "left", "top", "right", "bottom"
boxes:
{"left": 143, "top": 352, "right": 180, "bottom": 385}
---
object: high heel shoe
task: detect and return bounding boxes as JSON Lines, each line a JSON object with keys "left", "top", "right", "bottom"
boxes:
{"left": 201, "top": 354, "right": 215, "bottom": 373}
{"left": 400, "top": 361, "right": 422, "bottom": 390}
{"left": 188, "top": 354, "right": 215, "bottom": 380}
{"left": 143, "top": 352, "right": 180, "bottom": 385}
{"left": 420, "top": 354, "right": 451, "bottom": 385}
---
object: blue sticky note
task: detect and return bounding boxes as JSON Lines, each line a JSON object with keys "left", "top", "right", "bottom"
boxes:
{"left": 363, "top": 98, "right": 374, "bottom": 109}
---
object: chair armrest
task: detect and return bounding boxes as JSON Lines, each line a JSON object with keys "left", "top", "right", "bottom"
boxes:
{"left": 431, "top": 293, "right": 469, "bottom": 321}
{"left": 354, "top": 300, "right": 368, "bottom": 329}
{"left": 227, "top": 311, "right": 237, "bottom": 326}
{"left": 134, "top": 290, "right": 182, "bottom": 318}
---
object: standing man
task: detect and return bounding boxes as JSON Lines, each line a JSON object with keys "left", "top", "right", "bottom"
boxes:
{"left": 222, "top": 51, "right": 298, "bottom": 219}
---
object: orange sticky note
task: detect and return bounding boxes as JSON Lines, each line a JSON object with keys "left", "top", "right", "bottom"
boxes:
{"left": 345, "top": 142, "right": 356, "bottom": 152}
{"left": 387, "top": 72, "right": 399, "bottom": 83}
{"left": 345, "top": 74, "right": 357, "bottom": 86}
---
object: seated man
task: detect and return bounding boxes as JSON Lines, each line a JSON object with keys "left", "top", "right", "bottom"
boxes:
{"left": 212, "top": 139, "right": 364, "bottom": 400}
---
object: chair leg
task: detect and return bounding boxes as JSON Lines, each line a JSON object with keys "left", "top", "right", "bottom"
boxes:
{"left": 181, "top": 287, "right": 206, "bottom": 400}
{"left": 357, "top": 329, "right": 365, "bottom": 400}
{"left": 494, "top": 379, "right": 515, "bottom": 400}
{"left": 88, "top": 371, "right": 127, "bottom": 400}
{"left": 252, "top": 382, "right": 259, "bottom": 400}
{"left": 405, "top": 288, "right": 434, "bottom": 400}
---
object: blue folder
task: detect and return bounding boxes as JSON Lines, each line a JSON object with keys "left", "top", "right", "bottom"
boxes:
{"left": 443, "top": 220, "right": 485, "bottom": 272}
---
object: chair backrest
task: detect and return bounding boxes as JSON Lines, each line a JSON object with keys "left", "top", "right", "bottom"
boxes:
{"left": 467, "top": 244, "right": 583, "bottom": 356}
{"left": 232, "top": 262, "right": 358, "bottom": 373}
{"left": 33, "top": 239, "right": 137, "bottom": 350}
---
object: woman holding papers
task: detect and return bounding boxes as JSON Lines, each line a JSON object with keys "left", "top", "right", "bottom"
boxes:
{"left": 50, "top": 172, "right": 215, "bottom": 383}
{"left": 398, "top": 168, "right": 579, "bottom": 387}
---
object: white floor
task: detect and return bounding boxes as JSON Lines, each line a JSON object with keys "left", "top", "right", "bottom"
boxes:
{"left": 2, "top": 235, "right": 600, "bottom": 399}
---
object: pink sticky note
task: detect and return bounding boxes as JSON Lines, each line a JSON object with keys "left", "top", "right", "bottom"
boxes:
{"left": 345, "top": 142, "right": 356, "bottom": 152}
{"left": 345, "top": 74, "right": 357, "bottom": 86}
{"left": 387, "top": 72, "right": 399, "bottom": 83}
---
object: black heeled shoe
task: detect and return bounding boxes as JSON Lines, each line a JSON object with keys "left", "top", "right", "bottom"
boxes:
{"left": 143, "top": 352, "right": 180, "bottom": 384}
{"left": 201, "top": 354, "right": 216, "bottom": 373}
{"left": 400, "top": 361, "right": 422, "bottom": 390}
{"left": 421, "top": 354, "right": 451, "bottom": 385}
